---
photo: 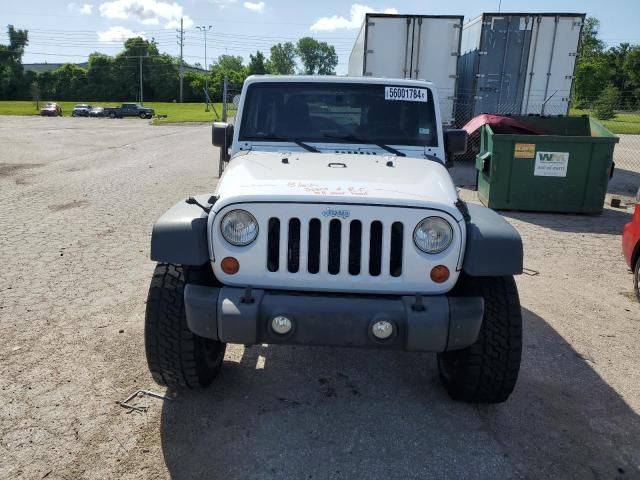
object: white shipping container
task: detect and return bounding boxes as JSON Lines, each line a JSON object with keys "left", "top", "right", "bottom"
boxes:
{"left": 349, "top": 14, "right": 463, "bottom": 125}
{"left": 456, "top": 13, "right": 585, "bottom": 124}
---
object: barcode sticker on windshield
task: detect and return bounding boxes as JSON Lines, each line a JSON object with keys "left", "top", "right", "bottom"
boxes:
{"left": 385, "top": 87, "right": 428, "bottom": 102}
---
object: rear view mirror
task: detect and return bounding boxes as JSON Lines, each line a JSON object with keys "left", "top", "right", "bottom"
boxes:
{"left": 444, "top": 129, "right": 468, "bottom": 166}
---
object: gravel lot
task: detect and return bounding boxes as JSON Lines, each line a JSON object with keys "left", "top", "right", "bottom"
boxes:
{"left": 1, "top": 116, "right": 639, "bottom": 480}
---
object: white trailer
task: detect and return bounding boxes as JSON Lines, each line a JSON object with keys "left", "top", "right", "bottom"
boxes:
{"left": 456, "top": 13, "right": 585, "bottom": 124}
{"left": 349, "top": 14, "right": 463, "bottom": 125}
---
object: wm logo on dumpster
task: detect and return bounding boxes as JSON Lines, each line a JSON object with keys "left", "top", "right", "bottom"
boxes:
{"left": 534, "top": 151, "right": 569, "bottom": 177}
{"left": 538, "top": 153, "right": 566, "bottom": 162}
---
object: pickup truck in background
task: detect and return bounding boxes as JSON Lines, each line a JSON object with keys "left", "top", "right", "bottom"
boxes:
{"left": 104, "top": 103, "right": 154, "bottom": 119}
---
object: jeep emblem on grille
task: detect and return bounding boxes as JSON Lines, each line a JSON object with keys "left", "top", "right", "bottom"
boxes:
{"left": 322, "top": 208, "right": 351, "bottom": 219}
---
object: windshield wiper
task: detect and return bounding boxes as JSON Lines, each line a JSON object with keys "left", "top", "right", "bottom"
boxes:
{"left": 323, "top": 134, "right": 406, "bottom": 157}
{"left": 245, "top": 135, "right": 320, "bottom": 153}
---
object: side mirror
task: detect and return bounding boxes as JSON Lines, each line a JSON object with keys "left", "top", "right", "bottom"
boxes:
{"left": 212, "top": 122, "right": 233, "bottom": 149}
{"left": 444, "top": 129, "right": 468, "bottom": 166}
{"left": 212, "top": 122, "right": 234, "bottom": 164}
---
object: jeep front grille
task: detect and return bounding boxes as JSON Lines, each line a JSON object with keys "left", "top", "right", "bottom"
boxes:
{"left": 266, "top": 217, "right": 404, "bottom": 277}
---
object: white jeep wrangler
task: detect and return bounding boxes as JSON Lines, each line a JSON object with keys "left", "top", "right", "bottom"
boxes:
{"left": 146, "top": 76, "right": 523, "bottom": 403}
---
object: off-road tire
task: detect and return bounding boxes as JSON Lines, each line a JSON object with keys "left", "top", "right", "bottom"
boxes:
{"left": 145, "top": 263, "right": 226, "bottom": 388}
{"left": 437, "top": 276, "right": 522, "bottom": 403}
{"left": 634, "top": 259, "right": 639, "bottom": 302}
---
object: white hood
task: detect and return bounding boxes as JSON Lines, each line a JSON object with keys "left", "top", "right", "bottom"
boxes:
{"left": 214, "top": 151, "right": 461, "bottom": 219}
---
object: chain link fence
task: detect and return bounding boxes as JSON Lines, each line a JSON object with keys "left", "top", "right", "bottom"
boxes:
{"left": 444, "top": 88, "right": 640, "bottom": 190}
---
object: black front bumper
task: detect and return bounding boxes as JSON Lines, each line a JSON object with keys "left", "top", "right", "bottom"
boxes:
{"left": 184, "top": 286, "right": 484, "bottom": 352}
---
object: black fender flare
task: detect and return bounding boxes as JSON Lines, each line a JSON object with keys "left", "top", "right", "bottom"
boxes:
{"left": 462, "top": 203, "right": 523, "bottom": 276}
{"left": 150, "top": 195, "right": 213, "bottom": 266}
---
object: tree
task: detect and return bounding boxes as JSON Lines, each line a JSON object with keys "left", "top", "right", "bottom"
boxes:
{"left": 623, "top": 46, "right": 640, "bottom": 92}
{"left": 268, "top": 42, "right": 296, "bottom": 74}
{"left": 574, "top": 57, "right": 609, "bottom": 105}
{"left": 87, "top": 53, "right": 117, "bottom": 101}
{"left": 215, "top": 55, "right": 245, "bottom": 73}
{"left": 248, "top": 51, "right": 268, "bottom": 75}
{"left": 580, "top": 17, "right": 604, "bottom": 59}
{"left": 296, "top": 37, "right": 338, "bottom": 75}
{"left": 593, "top": 84, "right": 620, "bottom": 120}
{"left": 0, "top": 25, "right": 29, "bottom": 100}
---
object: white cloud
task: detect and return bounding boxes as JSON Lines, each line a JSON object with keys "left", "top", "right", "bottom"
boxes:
{"left": 165, "top": 16, "right": 193, "bottom": 29}
{"left": 243, "top": 1, "right": 264, "bottom": 13}
{"left": 211, "top": 0, "right": 237, "bottom": 10}
{"left": 99, "top": 0, "right": 190, "bottom": 28}
{"left": 97, "top": 26, "right": 146, "bottom": 42}
{"left": 310, "top": 4, "right": 397, "bottom": 31}
{"left": 68, "top": 3, "right": 95, "bottom": 15}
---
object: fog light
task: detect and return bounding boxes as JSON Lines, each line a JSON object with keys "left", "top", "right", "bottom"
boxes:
{"left": 372, "top": 320, "right": 394, "bottom": 340}
{"left": 221, "top": 257, "right": 240, "bottom": 274}
{"left": 430, "top": 265, "right": 450, "bottom": 283}
{"left": 272, "top": 315, "right": 293, "bottom": 335}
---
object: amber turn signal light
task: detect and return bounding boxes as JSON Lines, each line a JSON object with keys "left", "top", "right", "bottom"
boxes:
{"left": 430, "top": 265, "right": 450, "bottom": 283}
{"left": 221, "top": 257, "right": 240, "bottom": 274}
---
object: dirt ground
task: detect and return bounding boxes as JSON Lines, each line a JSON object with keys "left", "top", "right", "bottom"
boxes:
{"left": 1, "top": 116, "right": 639, "bottom": 480}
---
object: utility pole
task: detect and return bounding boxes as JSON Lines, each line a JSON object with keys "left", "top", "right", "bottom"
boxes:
{"left": 139, "top": 55, "right": 144, "bottom": 105}
{"left": 196, "top": 25, "right": 212, "bottom": 111}
{"left": 222, "top": 75, "right": 228, "bottom": 121}
{"left": 176, "top": 18, "right": 185, "bottom": 102}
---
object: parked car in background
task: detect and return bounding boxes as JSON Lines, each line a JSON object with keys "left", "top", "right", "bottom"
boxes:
{"left": 623, "top": 186, "right": 640, "bottom": 301}
{"left": 40, "top": 103, "right": 62, "bottom": 117}
{"left": 71, "top": 104, "right": 92, "bottom": 117}
{"left": 103, "top": 103, "right": 154, "bottom": 119}
{"left": 89, "top": 107, "right": 105, "bottom": 117}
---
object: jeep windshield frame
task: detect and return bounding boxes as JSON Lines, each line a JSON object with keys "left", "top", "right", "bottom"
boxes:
{"left": 238, "top": 81, "right": 439, "bottom": 149}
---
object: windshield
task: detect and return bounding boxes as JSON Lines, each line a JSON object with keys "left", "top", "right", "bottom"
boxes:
{"left": 239, "top": 82, "right": 438, "bottom": 147}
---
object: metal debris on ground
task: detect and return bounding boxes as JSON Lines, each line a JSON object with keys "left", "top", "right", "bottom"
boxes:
{"left": 117, "top": 389, "right": 171, "bottom": 413}
{"left": 523, "top": 267, "right": 540, "bottom": 276}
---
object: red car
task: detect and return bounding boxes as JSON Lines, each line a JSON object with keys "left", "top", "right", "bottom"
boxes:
{"left": 40, "top": 102, "right": 62, "bottom": 117}
{"left": 623, "top": 186, "right": 640, "bottom": 300}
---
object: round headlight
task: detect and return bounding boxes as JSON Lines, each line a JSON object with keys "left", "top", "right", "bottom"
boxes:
{"left": 413, "top": 217, "right": 453, "bottom": 254}
{"left": 220, "top": 209, "right": 258, "bottom": 246}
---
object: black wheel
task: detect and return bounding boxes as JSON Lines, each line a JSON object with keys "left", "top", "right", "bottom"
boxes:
{"left": 140, "top": 112, "right": 146, "bottom": 119}
{"left": 437, "top": 276, "right": 522, "bottom": 403}
{"left": 109, "top": 112, "right": 116, "bottom": 119}
{"left": 634, "top": 259, "right": 639, "bottom": 302}
{"left": 145, "top": 263, "right": 226, "bottom": 388}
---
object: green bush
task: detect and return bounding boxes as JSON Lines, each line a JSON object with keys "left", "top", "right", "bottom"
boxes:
{"left": 593, "top": 85, "right": 620, "bottom": 120}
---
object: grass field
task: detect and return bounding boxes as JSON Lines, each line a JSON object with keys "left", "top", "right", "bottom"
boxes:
{"left": 570, "top": 109, "right": 640, "bottom": 134}
{"left": 0, "top": 101, "right": 228, "bottom": 124}
{"left": 1, "top": 101, "right": 639, "bottom": 133}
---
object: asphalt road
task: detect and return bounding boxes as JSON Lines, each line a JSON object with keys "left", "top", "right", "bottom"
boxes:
{"left": 0, "top": 116, "right": 639, "bottom": 479}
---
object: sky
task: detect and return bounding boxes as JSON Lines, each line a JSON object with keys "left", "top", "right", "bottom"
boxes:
{"left": 3, "top": 0, "right": 640, "bottom": 75}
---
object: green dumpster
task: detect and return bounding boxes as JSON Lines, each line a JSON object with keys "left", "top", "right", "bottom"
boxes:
{"left": 475, "top": 116, "right": 619, "bottom": 214}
